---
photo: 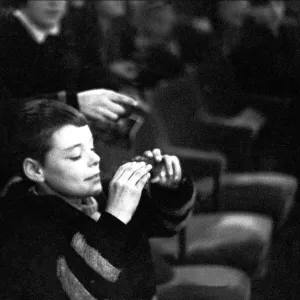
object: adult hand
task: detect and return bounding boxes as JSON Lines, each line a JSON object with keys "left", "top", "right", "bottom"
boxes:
{"left": 143, "top": 149, "right": 182, "bottom": 189}
{"left": 106, "top": 161, "right": 152, "bottom": 224}
{"left": 77, "top": 89, "right": 138, "bottom": 128}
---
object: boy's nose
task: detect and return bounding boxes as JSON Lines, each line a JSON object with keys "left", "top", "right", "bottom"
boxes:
{"left": 90, "top": 151, "right": 100, "bottom": 166}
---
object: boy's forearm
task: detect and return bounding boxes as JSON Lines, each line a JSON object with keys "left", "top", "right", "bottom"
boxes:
{"left": 145, "top": 177, "right": 195, "bottom": 236}
{"left": 150, "top": 176, "right": 195, "bottom": 210}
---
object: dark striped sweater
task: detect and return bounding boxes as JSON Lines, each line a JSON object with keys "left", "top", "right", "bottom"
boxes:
{"left": 0, "top": 178, "right": 194, "bottom": 299}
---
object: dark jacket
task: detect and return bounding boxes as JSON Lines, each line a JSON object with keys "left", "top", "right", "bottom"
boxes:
{"left": 0, "top": 11, "right": 113, "bottom": 122}
{"left": 0, "top": 178, "right": 194, "bottom": 299}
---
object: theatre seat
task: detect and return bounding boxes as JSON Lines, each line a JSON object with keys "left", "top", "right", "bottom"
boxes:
{"left": 132, "top": 76, "right": 298, "bottom": 281}
{"left": 150, "top": 213, "right": 273, "bottom": 278}
{"left": 151, "top": 245, "right": 251, "bottom": 300}
{"left": 156, "top": 265, "right": 251, "bottom": 300}
{"left": 195, "top": 172, "right": 297, "bottom": 229}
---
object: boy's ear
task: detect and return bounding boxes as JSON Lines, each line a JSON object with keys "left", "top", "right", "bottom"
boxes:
{"left": 23, "top": 158, "right": 45, "bottom": 183}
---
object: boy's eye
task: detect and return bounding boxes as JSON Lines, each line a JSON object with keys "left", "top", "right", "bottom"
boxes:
{"left": 69, "top": 155, "right": 82, "bottom": 161}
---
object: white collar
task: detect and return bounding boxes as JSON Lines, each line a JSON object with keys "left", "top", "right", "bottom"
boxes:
{"left": 13, "top": 10, "right": 60, "bottom": 44}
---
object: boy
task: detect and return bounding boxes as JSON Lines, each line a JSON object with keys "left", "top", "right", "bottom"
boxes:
{"left": 0, "top": 100, "right": 194, "bottom": 299}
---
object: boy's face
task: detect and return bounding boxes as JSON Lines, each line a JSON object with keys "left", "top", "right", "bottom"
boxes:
{"left": 39, "top": 124, "right": 102, "bottom": 198}
{"left": 23, "top": 0, "right": 67, "bottom": 30}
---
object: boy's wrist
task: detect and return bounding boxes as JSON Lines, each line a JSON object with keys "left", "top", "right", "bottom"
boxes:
{"left": 105, "top": 208, "right": 133, "bottom": 224}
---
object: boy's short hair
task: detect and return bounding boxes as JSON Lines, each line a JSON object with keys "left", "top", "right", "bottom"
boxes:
{"left": 10, "top": 99, "right": 88, "bottom": 175}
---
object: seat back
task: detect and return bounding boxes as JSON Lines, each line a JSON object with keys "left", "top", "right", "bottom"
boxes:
{"left": 196, "top": 55, "right": 247, "bottom": 117}
{"left": 150, "top": 77, "right": 202, "bottom": 148}
{"left": 143, "top": 76, "right": 254, "bottom": 171}
{"left": 133, "top": 76, "right": 199, "bottom": 155}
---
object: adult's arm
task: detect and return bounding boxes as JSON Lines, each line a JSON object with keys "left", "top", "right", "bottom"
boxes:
{"left": 0, "top": 83, "right": 139, "bottom": 129}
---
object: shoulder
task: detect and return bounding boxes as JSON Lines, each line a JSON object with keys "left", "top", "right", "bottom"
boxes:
{"left": 0, "top": 12, "right": 31, "bottom": 48}
{"left": 0, "top": 11, "right": 21, "bottom": 32}
{"left": 0, "top": 213, "right": 65, "bottom": 276}
{"left": 1, "top": 183, "right": 67, "bottom": 250}
{"left": 4, "top": 209, "right": 65, "bottom": 248}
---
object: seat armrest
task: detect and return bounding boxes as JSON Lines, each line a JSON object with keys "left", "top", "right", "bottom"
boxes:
{"left": 190, "top": 119, "right": 257, "bottom": 171}
{"left": 196, "top": 110, "right": 258, "bottom": 137}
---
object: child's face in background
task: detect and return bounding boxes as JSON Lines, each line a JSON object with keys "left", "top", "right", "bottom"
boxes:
{"left": 135, "top": 4, "right": 176, "bottom": 49}
{"left": 23, "top": 0, "right": 67, "bottom": 30}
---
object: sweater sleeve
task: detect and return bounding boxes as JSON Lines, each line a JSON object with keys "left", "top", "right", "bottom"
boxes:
{"left": 137, "top": 176, "right": 196, "bottom": 237}
{"left": 73, "top": 211, "right": 135, "bottom": 270}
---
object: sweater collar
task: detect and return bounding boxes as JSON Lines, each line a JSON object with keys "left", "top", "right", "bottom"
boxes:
{"left": 2, "top": 177, "right": 108, "bottom": 222}
{"left": 29, "top": 185, "right": 99, "bottom": 219}
{"left": 13, "top": 10, "right": 60, "bottom": 44}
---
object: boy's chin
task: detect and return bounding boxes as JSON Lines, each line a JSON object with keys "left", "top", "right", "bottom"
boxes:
{"left": 91, "top": 188, "right": 102, "bottom": 196}
{"left": 90, "top": 184, "right": 103, "bottom": 196}
{"left": 71, "top": 185, "right": 102, "bottom": 198}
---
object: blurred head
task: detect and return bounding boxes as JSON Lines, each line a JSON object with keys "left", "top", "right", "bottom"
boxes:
{"left": 218, "top": 0, "right": 251, "bottom": 27}
{"left": 11, "top": 100, "right": 102, "bottom": 199}
{"left": 94, "top": 0, "right": 126, "bottom": 18}
{"left": 249, "top": 0, "right": 286, "bottom": 27}
{"left": 19, "top": 0, "right": 67, "bottom": 30}
{"left": 135, "top": 1, "right": 176, "bottom": 43}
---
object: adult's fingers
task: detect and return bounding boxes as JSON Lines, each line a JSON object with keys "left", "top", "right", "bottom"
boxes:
{"left": 97, "top": 107, "right": 119, "bottom": 122}
{"left": 110, "top": 91, "right": 138, "bottom": 107}
{"left": 102, "top": 99, "right": 128, "bottom": 117}
{"left": 85, "top": 105, "right": 118, "bottom": 123}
